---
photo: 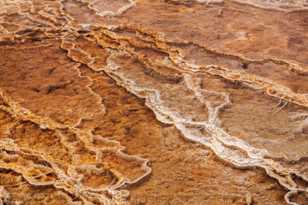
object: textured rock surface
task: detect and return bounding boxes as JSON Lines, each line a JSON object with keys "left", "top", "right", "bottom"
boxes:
{"left": 0, "top": 0, "right": 307, "bottom": 204}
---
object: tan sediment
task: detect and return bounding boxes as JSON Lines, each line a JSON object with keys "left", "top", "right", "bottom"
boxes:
{"left": 0, "top": 0, "right": 307, "bottom": 204}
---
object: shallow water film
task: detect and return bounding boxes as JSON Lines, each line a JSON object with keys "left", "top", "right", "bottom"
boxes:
{"left": 0, "top": 0, "right": 308, "bottom": 204}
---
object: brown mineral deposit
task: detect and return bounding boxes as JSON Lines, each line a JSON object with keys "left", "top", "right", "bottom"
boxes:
{"left": 0, "top": 0, "right": 307, "bottom": 205}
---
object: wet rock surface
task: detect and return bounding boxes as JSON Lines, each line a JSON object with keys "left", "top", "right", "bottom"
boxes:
{"left": 0, "top": 0, "right": 308, "bottom": 204}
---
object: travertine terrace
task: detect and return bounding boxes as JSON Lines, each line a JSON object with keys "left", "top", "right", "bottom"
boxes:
{"left": 0, "top": 0, "right": 308, "bottom": 204}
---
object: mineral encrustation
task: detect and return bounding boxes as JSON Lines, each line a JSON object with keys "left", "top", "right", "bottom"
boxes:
{"left": 0, "top": 0, "right": 308, "bottom": 204}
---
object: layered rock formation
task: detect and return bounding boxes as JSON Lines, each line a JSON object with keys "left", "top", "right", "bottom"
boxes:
{"left": 0, "top": 0, "right": 307, "bottom": 204}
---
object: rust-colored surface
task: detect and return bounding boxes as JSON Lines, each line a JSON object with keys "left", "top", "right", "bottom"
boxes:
{"left": 0, "top": 0, "right": 308, "bottom": 204}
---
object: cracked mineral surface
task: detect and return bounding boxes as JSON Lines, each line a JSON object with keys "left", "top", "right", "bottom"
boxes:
{"left": 0, "top": 0, "right": 308, "bottom": 204}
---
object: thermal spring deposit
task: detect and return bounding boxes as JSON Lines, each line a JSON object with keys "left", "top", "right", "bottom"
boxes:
{"left": 0, "top": 0, "right": 308, "bottom": 205}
